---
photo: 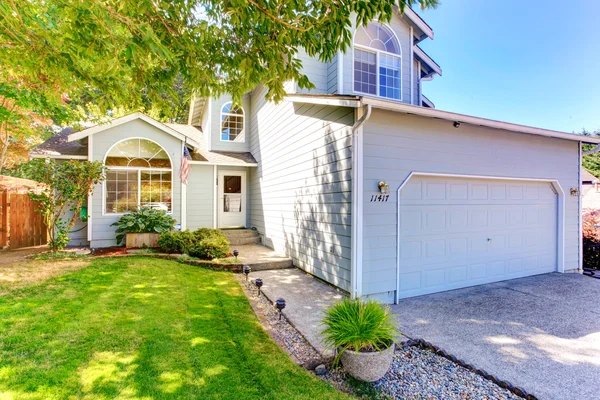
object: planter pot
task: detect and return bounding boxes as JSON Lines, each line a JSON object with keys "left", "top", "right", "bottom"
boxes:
{"left": 340, "top": 343, "right": 395, "bottom": 382}
{"left": 126, "top": 233, "right": 160, "bottom": 248}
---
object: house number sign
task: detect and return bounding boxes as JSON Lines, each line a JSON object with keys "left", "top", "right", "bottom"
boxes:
{"left": 369, "top": 194, "right": 389, "bottom": 202}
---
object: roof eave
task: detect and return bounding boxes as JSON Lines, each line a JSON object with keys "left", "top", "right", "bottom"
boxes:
{"left": 402, "top": 6, "right": 434, "bottom": 41}
{"left": 360, "top": 96, "right": 600, "bottom": 144}
{"left": 67, "top": 112, "right": 201, "bottom": 149}
{"left": 414, "top": 46, "right": 442, "bottom": 76}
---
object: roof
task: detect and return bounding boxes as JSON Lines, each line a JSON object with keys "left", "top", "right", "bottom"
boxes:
{"left": 67, "top": 113, "right": 201, "bottom": 148}
{"left": 583, "top": 169, "right": 598, "bottom": 183}
{"left": 0, "top": 175, "right": 45, "bottom": 193}
{"left": 414, "top": 46, "right": 442, "bottom": 76}
{"left": 175, "top": 123, "right": 257, "bottom": 166}
{"left": 421, "top": 95, "right": 435, "bottom": 108}
{"left": 402, "top": 6, "right": 434, "bottom": 41}
{"left": 30, "top": 127, "right": 88, "bottom": 158}
{"left": 284, "top": 94, "right": 600, "bottom": 145}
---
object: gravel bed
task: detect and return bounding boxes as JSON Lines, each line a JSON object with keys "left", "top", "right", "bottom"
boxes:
{"left": 238, "top": 275, "right": 521, "bottom": 399}
{"left": 325, "top": 345, "right": 521, "bottom": 399}
{"left": 236, "top": 275, "right": 322, "bottom": 368}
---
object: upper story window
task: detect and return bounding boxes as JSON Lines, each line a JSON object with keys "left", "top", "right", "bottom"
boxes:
{"left": 353, "top": 22, "right": 402, "bottom": 100}
{"left": 221, "top": 102, "right": 245, "bottom": 142}
{"left": 104, "top": 138, "right": 172, "bottom": 214}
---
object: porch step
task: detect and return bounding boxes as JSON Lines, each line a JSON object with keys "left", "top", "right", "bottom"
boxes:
{"left": 221, "top": 229, "right": 261, "bottom": 246}
{"left": 230, "top": 244, "right": 293, "bottom": 271}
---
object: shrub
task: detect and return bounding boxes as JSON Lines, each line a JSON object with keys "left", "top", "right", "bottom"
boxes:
{"left": 158, "top": 230, "right": 196, "bottom": 254}
{"left": 189, "top": 236, "right": 230, "bottom": 260}
{"left": 111, "top": 207, "right": 176, "bottom": 245}
{"left": 322, "top": 298, "right": 397, "bottom": 364}
{"left": 583, "top": 211, "right": 600, "bottom": 269}
{"left": 158, "top": 228, "right": 230, "bottom": 260}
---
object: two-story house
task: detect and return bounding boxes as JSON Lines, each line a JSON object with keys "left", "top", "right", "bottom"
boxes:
{"left": 32, "top": 7, "right": 600, "bottom": 303}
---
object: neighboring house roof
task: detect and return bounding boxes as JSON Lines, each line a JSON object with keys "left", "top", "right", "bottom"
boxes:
{"left": 67, "top": 113, "right": 201, "bottom": 149}
{"left": 414, "top": 46, "right": 442, "bottom": 77}
{"left": 0, "top": 175, "right": 45, "bottom": 193}
{"left": 284, "top": 93, "right": 600, "bottom": 145}
{"left": 30, "top": 127, "right": 88, "bottom": 159}
{"left": 582, "top": 168, "right": 597, "bottom": 184}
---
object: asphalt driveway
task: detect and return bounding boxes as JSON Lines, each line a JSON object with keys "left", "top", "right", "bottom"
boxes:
{"left": 392, "top": 273, "right": 600, "bottom": 400}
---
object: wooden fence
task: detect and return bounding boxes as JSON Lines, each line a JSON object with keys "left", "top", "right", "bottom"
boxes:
{"left": 0, "top": 191, "right": 47, "bottom": 249}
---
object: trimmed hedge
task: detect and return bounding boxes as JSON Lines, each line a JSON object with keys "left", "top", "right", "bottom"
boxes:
{"left": 158, "top": 228, "right": 230, "bottom": 260}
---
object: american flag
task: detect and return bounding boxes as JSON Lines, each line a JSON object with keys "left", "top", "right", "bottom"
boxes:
{"left": 180, "top": 145, "right": 191, "bottom": 185}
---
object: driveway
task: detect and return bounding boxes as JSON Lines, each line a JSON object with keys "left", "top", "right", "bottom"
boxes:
{"left": 392, "top": 273, "right": 600, "bottom": 400}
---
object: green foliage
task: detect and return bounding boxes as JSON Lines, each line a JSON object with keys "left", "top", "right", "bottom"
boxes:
{"left": 0, "top": 0, "right": 438, "bottom": 169}
{"left": 582, "top": 129, "right": 600, "bottom": 178}
{"left": 157, "top": 230, "right": 196, "bottom": 254}
{"left": 158, "top": 228, "right": 230, "bottom": 260}
{"left": 26, "top": 158, "right": 105, "bottom": 252}
{"left": 322, "top": 298, "right": 397, "bottom": 365}
{"left": 111, "top": 207, "right": 176, "bottom": 245}
{"left": 189, "top": 236, "right": 230, "bottom": 260}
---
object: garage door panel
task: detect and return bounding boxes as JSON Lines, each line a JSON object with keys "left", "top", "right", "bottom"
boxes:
{"left": 398, "top": 176, "right": 558, "bottom": 299}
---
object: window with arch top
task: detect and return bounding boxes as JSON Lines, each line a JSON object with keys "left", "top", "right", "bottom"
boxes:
{"left": 104, "top": 138, "right": 172, "bottom": 214}
{"left": 353, "top": 22, "right": 402, "bottom": 100}
{"left": 221, "top": 101, "right": 245, "bottom": 142}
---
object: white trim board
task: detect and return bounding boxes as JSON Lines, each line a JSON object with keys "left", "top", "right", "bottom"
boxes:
{"left": 394, "top": 171, "right": 566, "bottom": 303}
{"left": 67, "top": 112, "right": 201, "bottom": 149}
{"left": 30, "top": 154, "right": 88, "bottom": 160}
{"left": 414, "top": 46, "right": 442, "bottom": 76}
{"left": 284, "top": 93, "right": 600, "bottom": 144}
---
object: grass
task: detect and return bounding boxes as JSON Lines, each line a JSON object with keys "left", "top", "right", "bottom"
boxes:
{"left": 212, "top": 257, "right": 241, "bottom": 264}
{"left": 0, "top": 257, "right": 351, "bottom": 400}
{"left": 31, "top": 251, "right": 89, "bottom": 261}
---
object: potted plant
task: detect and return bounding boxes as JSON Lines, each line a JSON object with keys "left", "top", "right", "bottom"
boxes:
{"left": 322, "top": 298, "right": 397, "bottom": 382}
{"left": 111, "top": 207, "right": 176, "bottom": 247}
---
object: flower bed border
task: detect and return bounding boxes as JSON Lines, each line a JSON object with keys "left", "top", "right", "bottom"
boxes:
{"left": 95, "top": 253, "right": 244, "bottom": 272}
{"left": 402, "top": 338, "right": 537, "bottom": 400}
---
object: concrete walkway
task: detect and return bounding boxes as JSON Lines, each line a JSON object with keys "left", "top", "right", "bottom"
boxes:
{"left": 248, "top": 268, "right": 345, "bottom": 360}
{"left": 230, "top": 244, "right": 292, "bottom": 270}
{"left": 392, "top": 273, "right": 600, "bottom": 400}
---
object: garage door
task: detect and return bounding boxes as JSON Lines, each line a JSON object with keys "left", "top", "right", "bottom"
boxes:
{"left": 397, "top": 176, "right": 558, "bottom": 299}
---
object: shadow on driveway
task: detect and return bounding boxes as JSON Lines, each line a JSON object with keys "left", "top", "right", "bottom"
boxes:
{"left": 392, "top": 273, "right": 600, "bottom": 400}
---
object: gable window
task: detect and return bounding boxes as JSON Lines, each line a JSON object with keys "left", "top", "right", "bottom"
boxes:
{"left": 353, "top": 22, "right": 402, "bottom": 100}
{"left": 104, "top": 138, "right": 172, "bottom": 214}
{"left": 221, "top": 102, "right": 245, "bottom": 142}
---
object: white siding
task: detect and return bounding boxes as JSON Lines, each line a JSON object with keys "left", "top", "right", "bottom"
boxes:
{"left": 89, "top": 119, "right": 183, "bottom": 248}
{"left": 186, "top": 164, "right": 214, "bottom": 230}
{"left": 361, "top": 110, "right": 580, "bottom": 301}
{"left": 327, "top": 54, "right": 338, "bottom": 94}
{"left": 209, "top": 94, "right": 251, "bottom": 152}
{"left": 295, "top": 48, "right": 329, "bottom": 94}
{"left": 249, "top": 86, "right": 354, "bottom": 290}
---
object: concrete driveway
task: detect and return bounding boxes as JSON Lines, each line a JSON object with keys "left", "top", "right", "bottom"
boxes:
{"left": 392, "top": 273, "right": 600, "bottom": 400}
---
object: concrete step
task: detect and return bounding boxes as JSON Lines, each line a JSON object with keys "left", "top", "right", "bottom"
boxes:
{"left": 248, "top": 258, "right": 293, "bottom": 271}
{"left": 231, "top": 244, "right": 293, "bottom": 271}
{"left": 221, "top": 229, "right": 261, "bottom": 245}
{"left": 221, "top": 229, "right": 259, "bottom": 238}
{"left": 228, "top": 236, "right": 261, "bottom": 246}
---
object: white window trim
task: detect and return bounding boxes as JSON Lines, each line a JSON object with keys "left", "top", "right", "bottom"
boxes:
{"left": 220, "top": 101, "right": 246, "bottom": 143}
{"left": 352, "top": 22, "right": 403, "bottom": 102}
{"left": 102, "top": 137, "right": 174, "bottom": 216}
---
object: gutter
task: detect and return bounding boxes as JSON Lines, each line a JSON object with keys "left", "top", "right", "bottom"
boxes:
{"left": 583, "top": 144, "right": 600, "bottom": 156}
{"left": 350, "top": 104, "right": 372, "bottom": 299}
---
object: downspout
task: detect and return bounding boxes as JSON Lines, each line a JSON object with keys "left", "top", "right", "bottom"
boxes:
{"left": 417, "top": 71, "right": 435, "bottom": 107}
{"left": 351, "top": 104, "right": 372, "bottom": 299}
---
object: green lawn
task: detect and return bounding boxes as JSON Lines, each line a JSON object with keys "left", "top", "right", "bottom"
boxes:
{"left": 0, "top": 257, "right": 350, "bottom": 400}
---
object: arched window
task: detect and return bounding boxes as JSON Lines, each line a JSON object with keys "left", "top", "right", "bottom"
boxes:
{"left": 221, "top": 102, "right": 245, "bottom": 142}
{"left": 104, "top": 138, "right": 172, "bottom": 214}
{"left": 353, "top": 22, "right": 402, "bottom": 100}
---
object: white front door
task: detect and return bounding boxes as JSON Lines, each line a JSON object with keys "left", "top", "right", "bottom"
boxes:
{"left": 218, "top": 171, "right": 246, "bottom": 228}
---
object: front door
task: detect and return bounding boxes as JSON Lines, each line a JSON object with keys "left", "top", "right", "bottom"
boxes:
{"left": 218, "top": 171, "right": 246, "bottom": 228}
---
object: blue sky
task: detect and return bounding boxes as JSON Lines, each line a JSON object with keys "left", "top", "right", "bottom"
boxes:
{"left": 415, "top": 0, "right": 600, "bottom": 133}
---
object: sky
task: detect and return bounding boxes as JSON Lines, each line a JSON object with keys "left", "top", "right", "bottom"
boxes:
{"left": 415, "top": 0, "right": 600, "bottom": 133}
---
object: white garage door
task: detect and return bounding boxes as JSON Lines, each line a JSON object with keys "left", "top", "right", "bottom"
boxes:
{"left": 397, "top": 176, "right": 558, "bottom": 299}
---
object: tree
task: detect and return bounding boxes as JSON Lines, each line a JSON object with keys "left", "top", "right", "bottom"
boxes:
{"left": 26, "top": 159, "right": 105, "bottom": 252}
{"left": 582, "top": 129, "right": 600, "bottom": 178}
{"left": 0, "top": 0, "right": 438, "bottom": 167}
